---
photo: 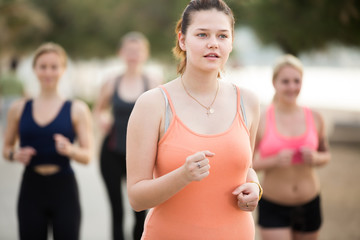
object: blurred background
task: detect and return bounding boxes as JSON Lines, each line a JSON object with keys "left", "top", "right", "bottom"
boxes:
{"left": 1, "top": 0, "right": 359, "bottom": 239}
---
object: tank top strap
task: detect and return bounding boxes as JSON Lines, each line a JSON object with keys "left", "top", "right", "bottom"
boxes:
{"left": 267, "top": 104, "right": 275, "bottom": 122}
{"left": 63, "top": 100, "right": 72, "bottom": 114}
{"left": 113, "top": 75, "right": 123, "bottom": 96}
{"left": 234, "top": 84, "right": 248, "bottom": 129}
{"left": 143, "top": 75, "right": 150, "bottom": 91}
{"left": 158, "top": 85, "right": 175, "bottom": 133}
{"left": 20, "top": 99, "right": 33, "bottom": 121}
{"left": 263, "top": 104, "right": 275, "bottom": 137}
{"left": 158, "top": 85, "right": 176, "bottom": 113}
{"left": 23, "top": 99, "right": 33, "bottom": 113}
{"left": 303, "top": 106, "right": 317, "bottom": 132}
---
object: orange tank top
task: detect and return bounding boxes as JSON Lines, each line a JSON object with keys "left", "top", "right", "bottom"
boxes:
{"left": 141, "top": 85, "right": 255, "bottom": 240}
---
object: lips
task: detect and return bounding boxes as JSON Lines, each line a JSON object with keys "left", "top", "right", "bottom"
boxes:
{"left": 204, "top": 53, "right": 220, "bottom": 58}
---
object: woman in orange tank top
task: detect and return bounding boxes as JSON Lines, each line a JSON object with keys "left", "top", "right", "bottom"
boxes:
{"left": 253, "top": 55, "right": 331, "bottom": 240}
{"left": 126, "top": 1, "right": 262, "bottom": 239}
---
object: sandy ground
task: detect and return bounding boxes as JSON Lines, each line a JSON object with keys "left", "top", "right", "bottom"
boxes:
{"left": 0, "top": 139, "right": 359, "bottom": 240}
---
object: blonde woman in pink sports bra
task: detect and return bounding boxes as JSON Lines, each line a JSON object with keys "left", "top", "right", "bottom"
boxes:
{"left": 253, "top": 55, "right": 331, "bottom": 240}
{"left": 126, "top": 1, "right": 263, "bottom": 239}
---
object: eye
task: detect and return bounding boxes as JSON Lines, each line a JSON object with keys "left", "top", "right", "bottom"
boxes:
{"left": 219, "top": 34, "right": 228, "bottom": 39}
{"left": 281, "top": 79, "right": 289, "bottom": 84}
{"left": 197, "top": 33, "right": 207, "bottom": 38}
{"left": 294, "top": 78, "right": 301, "bottom": 84}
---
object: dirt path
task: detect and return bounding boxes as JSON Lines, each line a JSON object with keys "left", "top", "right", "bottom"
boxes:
{"left": 318, "top": 143, "right": 360, "bottom": 240}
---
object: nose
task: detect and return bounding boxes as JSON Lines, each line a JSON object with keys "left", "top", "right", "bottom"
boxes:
{"left": 207, "top": 36, "right": 219, "bottom": 49}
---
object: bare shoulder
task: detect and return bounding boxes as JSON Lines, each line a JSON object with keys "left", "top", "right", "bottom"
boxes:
{"left": 8, "top": 98, "right": 29, "bottom": 120}
{"left": 310, "top": 109, "right": 323, "bottom": 121}
{"left": 238, "top": 87, "right": 260, "bottom": 117}
{"left": 310, "top": 108, "right": 325, "bottom": 130}
{"left": 129, "top": 87, "right": 165, "bottom": 131}
{"left": 101, "top": 74, "right": 117, "bottom": 93}
{"left": 134, "top": 87, "right": 164, "bottom": 111}
{"left": 71, "top": 99, "right": 91, "bottom": 116}
{"left": 239, "top": 87, "right": 259, "bottom": 106}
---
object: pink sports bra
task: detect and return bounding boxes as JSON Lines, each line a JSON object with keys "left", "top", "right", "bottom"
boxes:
{"left": 258, "top": 105, "right": 319, "bottom": 164}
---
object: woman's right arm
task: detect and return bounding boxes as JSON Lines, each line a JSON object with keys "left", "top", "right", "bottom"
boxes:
{"left": 92, "top": 77, "right": 114, "bottom": 134}
{"left": 126, "top": 89, "right": 212, "bottom": 212}
{"left": 2, "top": 99, "right": 36, "bottom": 164}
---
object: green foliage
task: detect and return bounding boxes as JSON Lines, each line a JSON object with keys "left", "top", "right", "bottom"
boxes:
{"left": 230, "top": 0, "right": 360, "bottom": 55}
{"left": 1, "top": 0, "right": 359, "bottom": 59}
{"left": 21, "top": 0, "right": 190, "bottom": 60}
{"left": 0, "top": 0, "right": 51, "bottom": 56}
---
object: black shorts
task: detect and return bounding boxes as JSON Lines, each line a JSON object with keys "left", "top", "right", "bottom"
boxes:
{"left": 258, "top": 195, "right": 322, "bottom": 232}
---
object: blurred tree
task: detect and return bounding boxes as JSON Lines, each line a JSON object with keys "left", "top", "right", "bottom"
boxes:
{"left": 231, "top": 0, "right": 360, "bottom": 56}
{"left": 27, "top": 0, "right": 190, "bottom": 60}
{"left": 0, "top": 0, "right": 51, "bottom": 57}
{"left": 2, "top": 0, "right": 358, "bottom": 60}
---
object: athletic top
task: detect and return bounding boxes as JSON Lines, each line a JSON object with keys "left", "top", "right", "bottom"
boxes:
{"left": 258, "top": 104, "right": 319, "bottom": 164}
{"left": 106, "top": 75, "right": 149, "bottom": 154}
{"left": 19, "top": 100, "right": 75, "bottom": 172}
{"left": 141, "top": 85, "right": 255, "bottom": 240}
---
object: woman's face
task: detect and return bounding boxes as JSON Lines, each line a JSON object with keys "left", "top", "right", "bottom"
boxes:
{"left": 273, "top": 65, "right": 302, "bottom": 104}
{"left": 34, "top": 52, "right": 65, "bottom": 90}
{"left": 120, "top": 40, "right": 148, "bottom": 68}
{"left": 179, "top": 9, "right": 233, "bottom": 74}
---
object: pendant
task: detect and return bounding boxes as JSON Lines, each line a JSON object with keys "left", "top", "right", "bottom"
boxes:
{"left": 206, "top": 108, "right": 215, "bottom": 116}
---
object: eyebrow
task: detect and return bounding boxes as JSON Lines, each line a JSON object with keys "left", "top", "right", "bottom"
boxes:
{"left": 195, "top": 28, "right": 230, "bottom": 32}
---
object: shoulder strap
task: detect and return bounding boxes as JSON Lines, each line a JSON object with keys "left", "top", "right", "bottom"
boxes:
{"left": 303, "top": 106, "right": 317, "bottom": 132}
{"left": 159, "top": 86, "right": 172, "bottom": 133}
{"left": 142, "top": 75, "right": 150, "bottom": 91}
{"left": 24, "top": 99, "right": 33, "bottom": 112}
{"left": 234, "top": 85, "right": 248, "bottom": 128}
{"left": 113, "top": 75, "right": 123, "bottom": 95}
{"left": 240, "top": 94, "right": 248, "bottom": 128}
{"left": 20, "top": 99, "right": 33, "bottom": 121}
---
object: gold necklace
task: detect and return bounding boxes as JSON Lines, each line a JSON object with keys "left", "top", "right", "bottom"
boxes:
{"left": 181, "top": 76, "right": 219, "bottom": 116}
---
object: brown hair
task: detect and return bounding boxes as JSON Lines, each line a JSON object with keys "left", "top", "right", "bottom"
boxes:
{"left": 272, "top": 54, "right": 303, "bottom": 83}
{"left": 32, "top": 42, "right": 67, "bottom": 68}
{"left": 172, "top": 0, "right": 235, "bottom": 76}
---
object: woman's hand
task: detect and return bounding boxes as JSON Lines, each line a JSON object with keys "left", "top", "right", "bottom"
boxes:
{"left": 54, "top": 133, "right": 74, "bottom": 157}
{"left": 182, "top": 151, "right": 214, "bottom": 182}
{"left": 13, "top": 147, "right": 37, "bottom": 165}
{"left": 232, "top": 182, "right": 260, "bottom": 212}
{"left": 275, "top": 149, "right": 294, "bottom": 167}
{"left": 300, "top": 146, "right": 317, "bottom": 165}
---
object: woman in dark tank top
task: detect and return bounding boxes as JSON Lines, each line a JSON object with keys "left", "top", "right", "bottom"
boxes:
{"left": 93, "top": 32, "right": 161, "bottom": 240}
{"left": 2, "top": 42, "right": 93, "bottom": 240}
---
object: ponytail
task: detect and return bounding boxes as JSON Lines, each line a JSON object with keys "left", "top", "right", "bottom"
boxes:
{"left": 172, "top": 19, "right": 187, "bottom": 75}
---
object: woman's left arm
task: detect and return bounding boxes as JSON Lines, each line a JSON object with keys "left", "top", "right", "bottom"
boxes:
{"left": 54, "top": 100, "right": 93, "bottom": 164}
{"left": 232, "top": 89, "right": 262, "bottom": 211}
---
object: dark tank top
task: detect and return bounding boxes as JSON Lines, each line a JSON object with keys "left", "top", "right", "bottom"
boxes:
{"left": 19, "top": 100, "right": 75, "bottom": 172}
{"left": 107, "top": 75, "right": 149, "bottom": 154}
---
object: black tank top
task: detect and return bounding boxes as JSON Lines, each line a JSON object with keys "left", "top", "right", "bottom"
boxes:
{"left": 19, "top": 100, "right": 75, "bottom": 172}
{"left": 107, "top": 75, "right": 149, "bottom": 154}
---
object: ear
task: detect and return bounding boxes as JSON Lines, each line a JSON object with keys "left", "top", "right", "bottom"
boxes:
{"left": 178, "top": 32, "right": 186, "bottom": 51}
